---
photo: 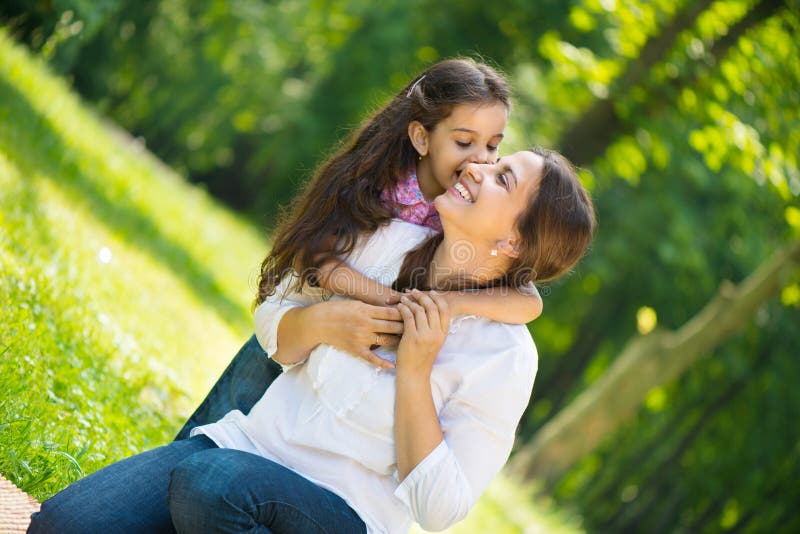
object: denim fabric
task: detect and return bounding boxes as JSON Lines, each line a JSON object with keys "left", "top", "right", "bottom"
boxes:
{"left": 168, "top": 448, "right": 367, "bottom": 534}
{"left": 28, "top": 435, "right": 217, "bottom": 534}
{"left": 174, "top": 334, "right": 282, "bottom": 441}
{"left": 28, "top": 435, "right": 366, "bottom": 534}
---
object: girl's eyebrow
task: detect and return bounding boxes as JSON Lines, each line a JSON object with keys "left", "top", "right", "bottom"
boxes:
{"left": 451, "top": 127, "right": 504, "bottom": 139}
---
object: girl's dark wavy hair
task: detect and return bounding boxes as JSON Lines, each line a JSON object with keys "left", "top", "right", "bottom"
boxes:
{"left": 256, "top": 58, "right": 510, "bottom": 304}
{"left": 393, "top": 147, "right": 596, "bottom": 292}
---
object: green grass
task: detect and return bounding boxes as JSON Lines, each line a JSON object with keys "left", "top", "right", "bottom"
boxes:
{"left": 0, "top": 29, "right": 581, "bottom": 532}
{"left": 0, "top": 28, "right": 266, "bottom": 499}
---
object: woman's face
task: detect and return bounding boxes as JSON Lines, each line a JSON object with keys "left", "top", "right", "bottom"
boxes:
{"left": 434, "top": 150, "right": 543, "bottom": 250}
{"left": 414, "top": 102, "right": 508, "bottom": 199}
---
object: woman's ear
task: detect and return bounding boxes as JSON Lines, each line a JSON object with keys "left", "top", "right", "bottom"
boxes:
{"left": 496, "top": 238, "right": 521, "bottom": 259}
{"left": 408, "top": 121, "right": 429, "bottom": 157}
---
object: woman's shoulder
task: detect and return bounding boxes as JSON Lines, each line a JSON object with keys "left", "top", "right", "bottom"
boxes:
{"left": 448, "top": 315, "right": 535, "bottom": 352}
{"left": 437, "top": 317, "right": 537, "bottom": 412}
{"left": 442, "top": 316, "right": 537, "bottom": 377}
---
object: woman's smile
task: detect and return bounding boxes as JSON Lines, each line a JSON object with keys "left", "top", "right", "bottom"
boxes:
{"left": 449, "top": 181, "right": 474, "bottom": 203}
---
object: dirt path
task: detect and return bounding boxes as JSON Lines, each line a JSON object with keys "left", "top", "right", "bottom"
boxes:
{"left": 0, "top": 475, "right": 39, "bottom": 533}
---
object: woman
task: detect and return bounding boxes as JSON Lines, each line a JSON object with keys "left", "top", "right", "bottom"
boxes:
{"left": 29, "top": 149, "right": 594, "bottom": 533}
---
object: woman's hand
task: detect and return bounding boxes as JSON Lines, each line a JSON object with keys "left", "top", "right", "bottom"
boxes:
{"left": 394, "top": 289, "right": 450, "bottom": 481}
{"left": 395, "top": 289, "right": 451, "bottom": 378}
{"left": 316, "top": 300, "right": 403, "bottom": 369}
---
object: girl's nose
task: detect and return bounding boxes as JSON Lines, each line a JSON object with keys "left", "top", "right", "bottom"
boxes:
{"left": 469, "top": 147, "right": 491, "bottom": 165}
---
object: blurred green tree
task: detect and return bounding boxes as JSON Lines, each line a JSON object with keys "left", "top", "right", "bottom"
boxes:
{"left": 2, "top": 0, "right": 799, "bottom": 531}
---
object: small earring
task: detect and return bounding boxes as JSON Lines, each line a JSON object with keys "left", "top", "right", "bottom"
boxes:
{"left": 490, "top": 249, "right": 498, "bottom": 257}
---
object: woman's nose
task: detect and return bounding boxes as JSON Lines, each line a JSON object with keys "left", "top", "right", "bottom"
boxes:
{"left": 462, "top": 163, "right": 483, "bottom": 183}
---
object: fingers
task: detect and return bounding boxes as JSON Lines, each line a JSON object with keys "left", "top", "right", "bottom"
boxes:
{"left": 369, "top": 305, "right": 402, "bottom": 322}
{"left": 384, "top": 290, "right": 402, "bottom": 305}
{"left": 374, "top": 334, "right": 400, "bottom": 347}
{"left": 407, "top": 289, "right": 441, "bottom": 332}
{"left": 396, "top": 301, "right": 416, "bottom": 332}
{"left": 371, "top": 319, "right": 404, "bottom": 335}
{"left": 399, "top": 294, "right": 428, "bottom": 331}
{"left": 411, "top": 297, "right": 429, "bottom": 331}
{"left": 428, "top": 290, "right": 451, "bottom": 334}
{"left": 357, "top": 348, "right": 395, "bottom": 370}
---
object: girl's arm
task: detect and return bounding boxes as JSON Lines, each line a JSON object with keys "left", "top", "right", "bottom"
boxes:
{"left": 444, "top": 283, "right": 543, "bottom": 324}
{"left": 317, "top": 258, "right": 401, "bottom": 307}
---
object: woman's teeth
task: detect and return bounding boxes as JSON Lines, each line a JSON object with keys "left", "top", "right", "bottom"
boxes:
{"left": 454, "top": 182, "right": 474, "bottom": 203}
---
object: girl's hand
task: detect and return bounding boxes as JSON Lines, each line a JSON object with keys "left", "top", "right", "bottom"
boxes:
{"left": 396, "top": 289, "right": 451, "bottom": 378}
{"left": 364, "top": 287, "right": 403, "bottom": 307}
{"left": 317, "top": 300, "right": 402, "bottom": 369}
{"left": 387, "top": 288, "right": 458, "bottom": 313}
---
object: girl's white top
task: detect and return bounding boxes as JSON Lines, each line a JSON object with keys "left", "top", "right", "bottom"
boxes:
{"left": 193, "top": 220, "right": 538, "bottom": 533}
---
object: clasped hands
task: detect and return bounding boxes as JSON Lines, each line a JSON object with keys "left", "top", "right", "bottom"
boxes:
{"left": 317, "top": 289, "right": 451, "bottom": 373}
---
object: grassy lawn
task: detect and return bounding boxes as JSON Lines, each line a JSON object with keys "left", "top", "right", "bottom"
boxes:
{"left": 0, "top": 28, "right": 267, "bottom": 500}
{"left": 0, "top": 30, "right": 581, "bottom": 533}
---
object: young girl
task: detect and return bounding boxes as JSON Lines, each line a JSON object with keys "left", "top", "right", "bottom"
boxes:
{"left": 175, "top": 58, "right": 542, "bottom": 438}
{"left": 262, "top": 57, "right": 542, "bottom": 357}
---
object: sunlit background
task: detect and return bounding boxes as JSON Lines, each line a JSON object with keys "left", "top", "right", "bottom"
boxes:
{"left": 1, "top": 1, "right": 799, "bottom": 532}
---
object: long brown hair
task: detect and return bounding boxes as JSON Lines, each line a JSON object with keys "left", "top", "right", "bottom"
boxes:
{"left": 256, "top": 58, "right": 510, "bottom": 304}
{"left": 393, "top": 147, "right": 595, "bottom": 292}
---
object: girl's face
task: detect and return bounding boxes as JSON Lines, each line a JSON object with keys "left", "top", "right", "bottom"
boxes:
{"left": 435, "top": 150, "right": 543, "bottom": 251}
{"left": 412, "top": 102, "right": 508, "bottom": 200}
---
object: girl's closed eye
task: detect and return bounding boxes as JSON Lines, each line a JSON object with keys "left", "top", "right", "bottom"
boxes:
{"left": 456, "top": 141, "right": 498, "bottom": 152}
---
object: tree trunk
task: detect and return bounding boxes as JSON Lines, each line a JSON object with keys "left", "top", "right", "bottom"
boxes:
{"left": 557, "top": 0, "right": 715, "bottom": 164}
{"left": 559, "top": 0, "right": 786, "bottom": 166}
{"left": 509, "top": 240, "right": 800, "bottom": 485}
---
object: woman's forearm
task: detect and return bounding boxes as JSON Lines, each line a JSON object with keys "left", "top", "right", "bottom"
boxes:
{"left": 273, "top": 299, "right": 402, "bottom": 366}
{"left": 394, "top": 370, "right": 444, "bottom": 480}
{"left": 272, "top": 305, "right": 325, "bottom": 365}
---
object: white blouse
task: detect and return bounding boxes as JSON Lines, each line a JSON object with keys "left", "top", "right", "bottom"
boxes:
{"left": 193, "top": 220, "right": 538, "bottom": 533}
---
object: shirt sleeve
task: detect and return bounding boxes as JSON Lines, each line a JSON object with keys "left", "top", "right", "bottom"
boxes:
{"left": 393, "top": 342, "right": 537, "bottom": 531}
{"left": 518, "top": 280, "right": 540, "bottom": 296}
{"left": 253, "top": 274, "right": 323, "bottom": 370}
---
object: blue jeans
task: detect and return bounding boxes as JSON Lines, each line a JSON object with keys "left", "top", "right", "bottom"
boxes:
{"left": 175, "top": 334, "right": 282, "bottom": 441}
{"left": 28, "top": 436, "right": 366, "bottom": 534}
{"left": 29, "top": 436, "right": 216, "bottom": 534}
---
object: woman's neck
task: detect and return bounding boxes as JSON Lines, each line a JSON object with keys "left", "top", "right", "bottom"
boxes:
{"left": 428, "top": 236, "right": 507, "bottom": 290}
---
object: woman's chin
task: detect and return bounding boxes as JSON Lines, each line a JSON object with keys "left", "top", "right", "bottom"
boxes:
{"left": 433, "top": 194, "right": 449, "bottom": 212}
{"left": 436, "top": 189, "right": 470, "bottom": 212}
{"left": 434, "top": 196, "right": 458, "bottom": 223}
